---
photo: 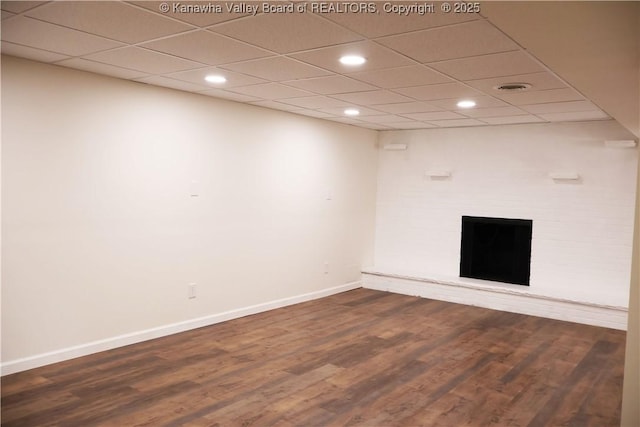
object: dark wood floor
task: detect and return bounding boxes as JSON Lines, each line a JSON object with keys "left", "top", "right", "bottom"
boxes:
{"left": 1, "top": 289, "right": 626, "bottom": 426}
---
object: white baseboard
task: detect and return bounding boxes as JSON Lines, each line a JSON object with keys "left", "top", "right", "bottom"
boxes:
{"left": 1, "top": 281, "right": 362, "bottom": 376}
{"left": 362, "top": 271, "right": 628, "bottom": 331}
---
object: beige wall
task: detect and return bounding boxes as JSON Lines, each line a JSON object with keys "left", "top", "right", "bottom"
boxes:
{"left": 621, "top": 71, "right": 640, "bottom": 427}
{"left": 621, "top": 157, "right": 639, "bottom": 426}
{"left": 1, "top": 56, "right": 378, "bottom": 366}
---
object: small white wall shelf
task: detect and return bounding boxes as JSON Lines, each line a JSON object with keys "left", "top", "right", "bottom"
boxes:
{"left": 425, "top": 170, "right": 451, "bottom": 178}
{"left": 549, "top": 172, "right": 580, "bottom": 181}
{"left": 383, "top": 143, "right": 407, "bottom": 151}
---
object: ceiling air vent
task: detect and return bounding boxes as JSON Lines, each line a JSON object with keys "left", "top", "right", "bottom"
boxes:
{"left": 494, "top": 83, "right": 532, "bottom": 92}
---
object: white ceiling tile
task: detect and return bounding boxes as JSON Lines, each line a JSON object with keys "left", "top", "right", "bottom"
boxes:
{"left": 428, "top": 96, "right": 510, "bottom": 110}
{"left": 26, "top": 2, "right": 192, "bottom": 44}
{"left": 358, "top": 123, "right": 393, "bottom": 130}
{"left": 199, "top": 89, "right": 262, "bottom": 102}
{"left": 220, "top": 57, "right": 331, "bottom": 81}
{"left": 373, "top": 102, "right": 442, "bottom": 114}
{"left": 56, "top": 58, "right": 149, "bottom": 79}
{"left": 537, "top": 111, "right": 610, "bottom": 122}
{"left": 332, "top": 90, "right": 413, "bottom": 105}
{"left": 135, "top": 76, "right": 207, "bottom": 92}
{"left": 465, "top": 71, "right": 568, "bottom": 93}
{"left": 1, "top": 41, "right": 69, "bottom": 63}
{"left": 429, "top": 51, "right": 545, "bottom": 81}
{"left": 386, "top": 122, "right": 437, "bottom": 130}
{"left": 1, "top": 16, "right": 122, "bottom": 56}
{"left": 166, "top": 67, "right": 267, "bottom": 88}
{"left": 325, "top": 117, "right": 364, "bottom": 125}
{"left": 317, "top": 106, "right": 386, "bottom": 117}
{"left": 84, "top": 47, "right": 203, "bottom": 74}
{"left": 320, "top": 4, "right": 479, "bottom": 38}
{"left": 249, "top": 100, "right": 304, "bottom": 112}
{"left": 402, "top": 111, "right": 467, "bottom": 121}
{"left": 480, "top": 115, "right": 545, "bottom": 125}
{"left": 293, "top": 110, "right": 335, "bottom": 119}
{"left": 289, "top": 40, "right": 414, "bottom": 74}
{"left": 130, "top": 1, "right": 249, "bottom": 27}
{"left": 394, "top": 82, "right": 484, "bottom": 101}
{"left": 211, "top": 12, "right": 362, "bottom": 54}
{"left": 141, "top": 30, "right": 272, "bottom": 65}
{"left": 1, "top": 1, "right": 45, "bottom": 14}
{"left": 347, "top": 65, "right": 452, "bottom": 89}
{"left": 283, "top": 75, "right": 377, "bottom": 95}
{"left": 278, "top": 96, "right": 352, "bottom": 109}
{"left": 356, "top": 115, "right": 415, "bottom": 123}
{"left": 495, "top": 88, "right": 584, "bottom": 105}
{"left": 459, "top": 106, "right": 528, "bottom": 118}
{"left": 226, "top": 83, "right": 314, "bottom": 99}
{"left": 429, "top": 119, "right": 487, "bottom": 127}
{"left": 377, "top": 20, "right": 518, "bottom": 63}
{"left": 520, "top": 100, "right": 599, "bottom": 114}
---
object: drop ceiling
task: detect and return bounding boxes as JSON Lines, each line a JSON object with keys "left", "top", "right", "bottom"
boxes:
{"left": 0, "top": 1, "right": 612, "bottom": 130}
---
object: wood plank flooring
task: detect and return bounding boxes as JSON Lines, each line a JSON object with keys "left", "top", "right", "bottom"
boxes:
{"left": 1, "top": 289, "right": 626, "bottom": 426}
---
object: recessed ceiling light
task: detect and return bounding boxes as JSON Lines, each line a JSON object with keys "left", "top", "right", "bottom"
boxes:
{"left": 339, "top": 55, "right": 366, "bottom": 66}
{"left": 457, "top": 100, "right": 476, "bottom": 109}
{"left": 344, "top": 108, "right": 360, "bottom": 116}
{"left": 205, "top": 75, "right": 227, "bottom": 84}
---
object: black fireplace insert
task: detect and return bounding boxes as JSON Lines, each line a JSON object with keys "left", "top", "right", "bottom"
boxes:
{"left": 460, "top": 216, "right": 532, "bottom": 286}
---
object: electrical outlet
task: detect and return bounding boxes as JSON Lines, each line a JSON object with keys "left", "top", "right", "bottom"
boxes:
{"left": 188, "top": 283, "right": 196, "bottom": 299}
{"left": 324, "top": 262, "right": 329, "bottom": 274}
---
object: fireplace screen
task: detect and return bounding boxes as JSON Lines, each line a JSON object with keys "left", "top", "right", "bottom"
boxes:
{"left": 459, "top": 216, "right": 532, "bottom": 286}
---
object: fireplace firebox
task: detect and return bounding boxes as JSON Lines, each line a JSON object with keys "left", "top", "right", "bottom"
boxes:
{"left": 459, "top": 216, "right": 532, "bottom": 286}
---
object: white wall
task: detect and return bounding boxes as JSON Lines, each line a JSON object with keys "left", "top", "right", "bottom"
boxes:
{"left": 1, "top": 56, "right": 378, "bottom": 369}
{"left": 371, "top": 122, "right": 637, "bottom": 309}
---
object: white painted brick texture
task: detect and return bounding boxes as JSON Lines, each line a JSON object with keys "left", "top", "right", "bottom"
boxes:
{"left": 372, "top": 121, "right": 638, "bottom": 309}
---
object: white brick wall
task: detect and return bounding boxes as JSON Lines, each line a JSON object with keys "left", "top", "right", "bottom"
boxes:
{"left": 372, "top": 121, "right": 638, "bottom": 310}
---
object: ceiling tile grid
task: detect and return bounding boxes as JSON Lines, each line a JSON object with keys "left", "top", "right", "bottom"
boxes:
{"left": 0, "top": 1, "right": 611, "bottom": 130}
{"left": 25, "top": 1, "right": 193, "bottom": 44}
{"left": 375, "top": 20, "right": 519, "bottom": 64}
{"left": 316, "top": 106, "right": 387, "bottom": 117}
{"left": 140, "top": 29, "right": 273, "bottom": 65}
{"left": 83, "top": 46, "right": 204, "bottom": 74}
{"left": 1, "top": 16, "right": 124, "bottom": 56}
{"left": 249, "top": 100, "right": 305, "bottom": 112}
{"left": 219, "top": 56, "right": 331, "bottom": 81}
{"left": 1, "top": 40, "right": 69, "bottom": 63}
{"left": 167, "top": 66, "right": 267, "bottom": 88}
{"left": 281, "top": 75, "right": 378, "bottom": 95}
{"left": 1, "top": 1, "right": 46, "bottom": 14}
{"left": 56, "top": 57, "right": 149, "bottom": 79}
{"left": 210, "top": 11, "right": 364, "bottom": 54}
{"left": 130, "top": 1, "right": 252, "bottom": 27}
{"left": 346, "top": 65, "right": 453, "bottom": 89}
